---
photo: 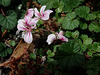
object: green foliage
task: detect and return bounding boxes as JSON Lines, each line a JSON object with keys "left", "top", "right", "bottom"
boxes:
{"left": 85, "top": 14, "right": 96, "bottom": 20}
{"left": 0, "top": 10, "right": 17, "bottom": 30}
{"left": 56, "top": 1, "right": 64, "bottom": 13}
{"left": 80, "top": 34, "right": 88, "bottom": 41}
{"left": 0, "top": 0, "right": 100, "bottom": 74}
{"left": 75, "top": 6, "right": 90, "bottom": 18}
{"left": 47, "top": 50, "right": 55, "bottom": 58}
{"left": 55, "top": 40, "right": 85, "bottom": 69}
{"left": 0, "top": 42, "right": 12, "bottom": 57}
{"left": 83, "top": 38, "right": 93, "bottom": 45}
{"left": 0, "top": 0, "right": 11, "bottom": 6}
{"left": 80, "top": 22, "right": 87, "bottom": 29}
{"left": 37, "top": 0, "right": 59, "bottom": 9}
{"left": 85, "top": 56, "right": 100, "bottom": 75}
{"left": 9, "top": 40, "right": 16, "bottom": 47}
{"left": 89, "top": 22, "right": 100, "bottom": 32}
{"left": 65, "top": 31, "right": 72, "bottom": 38}
{"left": 30, "top": 53, "right": 36, "bottom": 60}
{"left": 62, "top": 0, "right": 84, "bottom": 12}
{"left": 62, "top": 12, "right": 79, "bottom": 30}
{"left": 72, "top": 30, "right": 79, "bottom": 38}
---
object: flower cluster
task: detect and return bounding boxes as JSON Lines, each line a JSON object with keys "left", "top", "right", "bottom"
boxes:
{"left": 17, "top": 5, "right": 68, "bottom": 44}
{"left": 46, "top": 31, "right": 68, "bottom": 45}
{"left": 17, "top": 6, "right": 53, "bottom": 43}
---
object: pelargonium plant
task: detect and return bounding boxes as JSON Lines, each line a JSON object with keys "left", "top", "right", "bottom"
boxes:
{"left": 17, "top": 5, "right": 68, "bottom": 44}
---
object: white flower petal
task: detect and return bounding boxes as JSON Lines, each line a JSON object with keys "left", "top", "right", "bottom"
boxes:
{"left": 29, "top": 18, "right": 39, "bottom": 25}
{"left": 23, "top": 32, "right": 33, "bottom": 44}
{"left": 46, "top": 34, "right": 56, "bottom": 45}
{"left": 27, "top": 8, "right": 34, "bottom": 17}
{"left": 24, "top": 16, "right": 31, "bottom": 24}
{"left": 40, "top": 5, "right": 46, "bottom": 15}
{"left": 17, "top": 19, "right": 26, "bottom": 31}
{"left": 35, "top": 8, "right": 40, "bottom": 17}
{"left": 58, "top": 34, "right": 68, "bottom": 42}
{"left": 41, "top": 10, "right": 53, "bottom": 20}
{"left": 59, "top": 31, "right": 63, "bottom": 35}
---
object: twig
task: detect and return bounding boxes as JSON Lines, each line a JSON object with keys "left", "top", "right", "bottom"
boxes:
{"left": 2, "top": 29, "right": 8, "bottom": 38}
{"left": 74, "top": 33, "right": 77, "bottom": 39}
{"left": 0, "top": 8, "right": 6, "bottom": 17}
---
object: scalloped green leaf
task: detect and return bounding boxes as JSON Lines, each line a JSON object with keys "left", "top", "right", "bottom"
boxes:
{"left": 85, "top": 14, "right": 96, "bottom": 20}
{"left": 89, "top": 22, "right": 100, "bottom": 32}
{"left": 0, "top": 0, "right": 11, "bottom": 6}
{"left": 83, "top": 38, "right": 93, "bottom": 45}
{"left": 72, "top": 30, "right": 79, "bottom": 38}
{"left": 65, "top": 31, "right": 72, "bottom": 38}
{"left": 0, "top": 42, "right": 12, "bottom": 57}
{"left": 62, "top": 0, "right": 84, "bottom": 12}
{"left": 62, "top": 12, "right": 79, "bottom": 30}
{"left": 80, "top": 23, "right": 87, "bottom": 29}
{"left": 75, "top": 6, "right": 90, "bottom": 18}
{"left": 80, "top": 34, "right": 88, "bottom": 41}
{"left": 0, "top": 10, "right": 17, "bottom": 30}
{"left": 55, "top": 40, "right": 85, "bottom": 69}
{"left": 37, "top": 0, "right": 59, "bottom": 9}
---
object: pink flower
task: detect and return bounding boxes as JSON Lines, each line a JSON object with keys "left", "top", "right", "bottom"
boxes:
{"left": 35, "top": 5, "right": 53, "bottom": 21}
{"left": 57, "top": 31, "right": 68, "bottom": 42}
{"left": 25, "top": 8, "right": 34, "bottom": 18}
{"left": 46, "top": 31, "right": 68, "bottom": 45}
{"left": 17, "top": 17, "right": 37, "bottom": 44}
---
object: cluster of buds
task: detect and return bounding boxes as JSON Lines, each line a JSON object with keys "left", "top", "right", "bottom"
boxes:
{"left": 17, "top": 5, "right": 68, "bottom": 45}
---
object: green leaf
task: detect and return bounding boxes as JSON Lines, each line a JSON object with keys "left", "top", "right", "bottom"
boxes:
{"left": 96, "top": 46, "right": 100, "bottom": 52}
{"left": 0, "top": 10, "right": 17, "bottom": 30}
{"left": 9, "top": 40, "right": 16, "bottom": 47}
{"left": 55, "top": 40, "right": 85, "bottom": 69}
{"left": 81, "top": 44, "right": 87, "bottom": 52}
{"left": 0, "top": 42, "right": 6, "bottom": 50}
{"left": 65, "top": 31, "right": 72, "bottom": 38}
{"left": 83, "top": 38, "right": 93, "bottom": 45}
{"left": 0, "top": 45, "right": 12, "bottom": 57}
{"left": 89, "top": 22, "right": 100, "bottom": 32}
{"left": 0, "top": 0, "right": 11, "bottom": 6}
{"left": 30, "top": 53, "right": 36, "bottom": 60}
{"left": 80, "top": 23, "right": 87, "bottom": 29}
{"left": 56, "top": 1, "right": 64, "bottom": 13}
{"left": 38, "top": 19, "right": 44, "bottom": 25}
{"left": 6, "top": 48, "right": 12, "bottom": 55}
{"left": 72, "top": 30, "right": 79, "bottom": 38}
{"left": 92, "top": 42, "right": 99, "bottom": 50}
{"left": 87, "top": 51, "right": 93, "bottom": 57}
{"left": 37, "top": 0, "right": 59, "bottom": 9}
{"left": 75, "top": 6, "right": 90, "bottom": 18}
{"left": 85, "top": 14, "right": 96, "bottom": 20}
{"left": 47, "top": 50, "right": 55, "bottom": 57}
{"left": 80, "top": 34, "right": 88, "bottom": 41}
{"left": 62, "top": 0, "right": 84, "bottom": 12}
{"left": 62, "top": 12, "right": 79, "bottom": 30}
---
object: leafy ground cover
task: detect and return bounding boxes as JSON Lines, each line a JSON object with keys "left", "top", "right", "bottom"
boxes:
{"left": 0, "top": 0, "right": 100, "bottom": 75}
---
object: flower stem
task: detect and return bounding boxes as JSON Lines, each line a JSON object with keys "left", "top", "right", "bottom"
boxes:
{"left": 0, "top": 8, "right": 6, "bottom": 17}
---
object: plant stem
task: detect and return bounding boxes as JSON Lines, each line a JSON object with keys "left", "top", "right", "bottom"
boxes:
{"left": 0, "top": 8, "right": 6, "bottom": 17}
{"left": 2, "top": 29, "right": 8, "bottom": 38}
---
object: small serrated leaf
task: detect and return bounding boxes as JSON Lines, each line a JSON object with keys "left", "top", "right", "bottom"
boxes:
{"left": 89, "top": 22, "right": 100, "bottom": 32}
{"left": 62, "top": 12, "right": 79, "bottom": 30}
{"left": 75, "top": 6, "right": 90, "bottom": 18}
{"left": 83, "top": 38, "right": 93, "bottom": 45}
{"left": 0, "top": 10, "right": 17, "bottom": 30}
{"left": 0, "top": 0, "right": 11, "bottom": 6}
